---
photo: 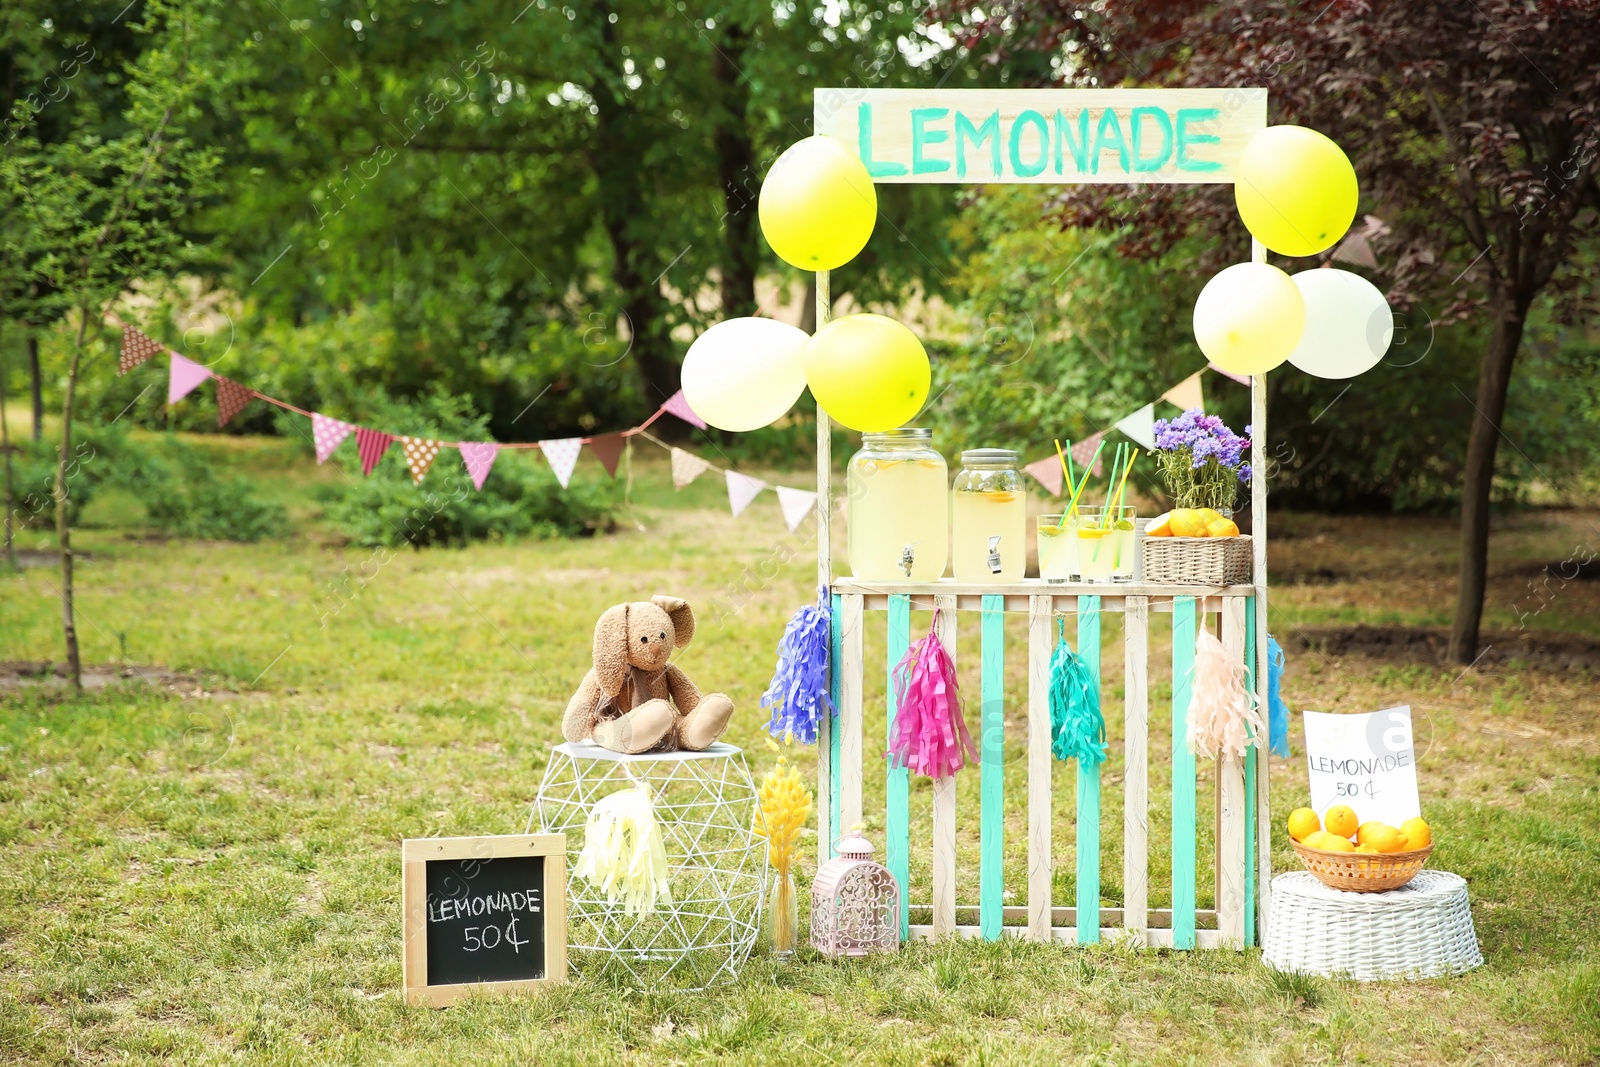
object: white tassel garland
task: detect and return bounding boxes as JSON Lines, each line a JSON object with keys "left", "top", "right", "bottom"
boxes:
{"left": 1187, "top": 629, "right": 1267, "bottom": 760}
{"left": 573, "top": 783, "right": 672, "bottom": 916}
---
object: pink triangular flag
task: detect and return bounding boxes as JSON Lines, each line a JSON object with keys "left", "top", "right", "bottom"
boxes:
{"left": 167, "top": 353, "right": 212, "bottom": 405}
{"left": 1161, "top": 372, "right": 1204, "bottom": 413}
{"left": 119, "top": 326, "right": 163, "bottom": 375}
{"left": 725, "top": 470, "right": 765, "bottom": 517}
{"left": 1023, "top": 456, "right": 1064, "bottom": 497}
{"left": 459, "top": 442, "right": 499, "bottom": 491}
{"left": 1070, "top": 431, "right": 1107, "bottom": 478}
{"left": 671, "top": 447, "right": 710, "bottom": 489}
{"left": 660, "top": 389, "right": 707, "bottom": 430}
{"left": 540, "top": 437, "right": 582, "bottom": 489}
{"left": 312, "top": 414, "right": 356, "bottom": 464}
{"left": 356, "top": 427, "right": 394, "bottom": 476}
{"left": 775, "top": 486, "right": 817, "bottom": 532}
{"left": 1207, "top": 362, "right": 1251, "bottom": 386}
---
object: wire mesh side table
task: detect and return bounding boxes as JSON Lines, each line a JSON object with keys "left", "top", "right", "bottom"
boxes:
{"left": 527, "top": 740, "right": 766, "bottom": 991}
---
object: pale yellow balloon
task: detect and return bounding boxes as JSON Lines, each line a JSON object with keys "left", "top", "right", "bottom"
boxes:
{"left": 803, "top": 314, "right": 929, "bottom": 433}
{"left": 1235, "top": 125, "right": 1359, "bottom": 257}
{"left": 759, "top": 136, "right": 878, "bottom": 271}
{"left": 681, "top": 317, "right": 810, "bottom": 432}
{"left": 1192, "top": 262, "right": 1306, "bottom": 376}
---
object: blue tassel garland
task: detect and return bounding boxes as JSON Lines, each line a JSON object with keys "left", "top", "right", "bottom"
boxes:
{"left": 1267, "top": 635, "right": 1291, "bottom": 757}
{"left": 1047, "top": 621, "right": 1106, "bottom": 766}
{"left": 760, "top": 594, "right": 833, "bottom": 745}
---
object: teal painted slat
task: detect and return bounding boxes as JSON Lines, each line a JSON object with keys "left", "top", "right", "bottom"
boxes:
{"left": 980, "top": 595, "right": 1006, "bottom": 941}
{"left": 829, "top": 592, "right": 843, "bottom": 859}
{"left": 1076, "top": 595, "right": 1103, "bottom": 944}
{"left": 886, "top": 594, "right": 912, "bottom": 940}
{"left": 1243, "top": 595, "right": 1259, "bottom": 947}
{"left": 1171, "top": 596, "right": 1198, "bottom": 950}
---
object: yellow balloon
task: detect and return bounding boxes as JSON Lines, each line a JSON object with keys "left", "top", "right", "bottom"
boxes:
{"left": 1235, "top": 126, "right": 1358, "bottom": 257}
{"left": 759, "top": 136, "right": 877, "bottom": 271}
{"left": 803, "top": 314, "right": 929, "bottom": 433}
{"left": 1192, "top": 262, "right": 1306, "bottom": 376}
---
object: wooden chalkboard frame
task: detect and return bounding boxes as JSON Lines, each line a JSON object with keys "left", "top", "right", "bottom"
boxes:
{"left": 402, "top": 833, "right": 567, "bottom": 1007}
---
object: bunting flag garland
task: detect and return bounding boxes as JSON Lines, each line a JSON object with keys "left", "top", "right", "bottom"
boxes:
{"left": 215, "top": 377, "right": 254, "bottom": 428}
{"left": 1162, "top": 372, "right": 1204, "bottom": 413}
{"left": 1023, "top": 455, "right": 1064, "bottom": 497}
{"left": 660, "top": 389, "right": 707, "bottom": 430}
{"left": 1206, "top": 362, "right": 1251, "bottom": 386}
{"left": 167, "top": 353, "right": 211, "bottom": 405}
{"left": 671, "top": 447, "right": 711, "bottom": 489}
{"left": 400, "top": 436, "right": 442, "bottom": 484}
{"left": 356, "top": 427, "right": 394, "bottom": 476}
{"left": 119, "top": 326, "right": 163, "bottom": 375}
{"left": 588, "top": 433, "right": 626, "bottom": 478}
{"left": 540, "top": 437, "right": 583, "bottom": 489}
{"left": 458, "top": 441, "right": 499, "bottom": 491}
{"left": 1113, "top": 403, "right": 1157, "bottom": 450}
{"left": 312, "top": 414, "right": 356, "bottom": 464}
{"left": 1070, "top": 431, "right": 1107, "bottom": 477}
{"left": 725, "top": 470, "right": 766, "bottom": 517}
{"left": 775, "top": 486, "right": 817, "bottom": 532}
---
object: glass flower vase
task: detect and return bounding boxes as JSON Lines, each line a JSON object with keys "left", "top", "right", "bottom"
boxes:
{"left": 769, "top": 868, "right": 799, "bottom": 957}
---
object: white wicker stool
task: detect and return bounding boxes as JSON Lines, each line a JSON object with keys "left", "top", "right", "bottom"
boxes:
{"left": 1264, "top": 870, "right": 1483, "bottom": 981}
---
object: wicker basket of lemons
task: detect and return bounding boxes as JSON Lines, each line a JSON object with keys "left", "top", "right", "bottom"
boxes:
{"left": 1141, "top": 507, "right": 1252, "bottom": 585}
{"left": 1287, "top": 804, "right": 1434, "bottom": 893}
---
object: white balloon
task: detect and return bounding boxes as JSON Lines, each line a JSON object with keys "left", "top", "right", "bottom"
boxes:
{"left": 680, "top": 317, "right": 810, "bottom": 432}
{"left": 1288, "top": 268, "right": 1393, "bottom": 379}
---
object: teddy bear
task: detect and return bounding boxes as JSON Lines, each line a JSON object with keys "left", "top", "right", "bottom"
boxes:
{"left": 561, "top": 595, "right": 735, "bottom": 754}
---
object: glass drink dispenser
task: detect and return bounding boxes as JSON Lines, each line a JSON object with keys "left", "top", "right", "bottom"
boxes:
{"left": 846, "top": 429, "right": 949, "bottom": 582}
{"left": 951, "top": 449, "right": 1027, "bottom": 583}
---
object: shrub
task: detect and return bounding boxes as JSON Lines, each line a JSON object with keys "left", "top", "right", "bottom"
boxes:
{"left": 138, "top": 441, "right": 289, "bottom": 542}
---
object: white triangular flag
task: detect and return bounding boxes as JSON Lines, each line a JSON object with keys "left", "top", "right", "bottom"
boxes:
{"left": 1161, "top": 372, "right": 1203, "bottom": 413}
{"left": 671, "top": 447, "right": 710, "bottom": 489}
{"left": 540, "top": 437, "right": 582, "bottom": 488}
{"left": 1114, "top": 403, "right": 1157, "bottom": 450}
{"left": 725, "top": 470, "right": 766, "bottom": 517}
{"left": 774, "top": 486, "right": 817, "bottom": 532}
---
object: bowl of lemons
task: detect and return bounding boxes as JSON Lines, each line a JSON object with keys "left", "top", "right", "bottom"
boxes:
{"left": 1287, "top": 804, "right": 1434, "bottom": 892}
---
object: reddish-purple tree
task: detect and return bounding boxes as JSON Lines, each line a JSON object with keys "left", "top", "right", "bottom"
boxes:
{"left": 941, "top": 0, "right": 1600, "bottom": 662}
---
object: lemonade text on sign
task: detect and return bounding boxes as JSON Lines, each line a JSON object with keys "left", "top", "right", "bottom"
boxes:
{"left": 814, "top": 88, "right": 1267, "bottom": 185}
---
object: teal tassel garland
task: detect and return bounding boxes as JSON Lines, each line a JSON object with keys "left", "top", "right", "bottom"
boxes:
{"left": 1047, "top": 620, "right": 1106, "bottom": 766}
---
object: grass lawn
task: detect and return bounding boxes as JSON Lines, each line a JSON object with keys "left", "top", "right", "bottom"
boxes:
{"left": 2, "top": 435, "right": 1597, "bottom": 1065}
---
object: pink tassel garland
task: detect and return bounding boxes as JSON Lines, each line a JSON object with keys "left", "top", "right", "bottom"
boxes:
{"left": 1187, "top": 628, "right": 1267, "bottom": 759}
{"left": 886, "top": 613, "right": 976, "bottom": 779}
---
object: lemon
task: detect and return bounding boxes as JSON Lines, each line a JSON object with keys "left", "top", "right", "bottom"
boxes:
{"left": 1169, "top": 508, "right": 1207, "bottom": 538}
{"left": 1196, "top": 507, "right": 1224, "bottom": 525}
{"left": 1305, "top": 830, "right": 1355, "bottom": 853}
{"left": 1401, "top": 816, "right": 1432, "bottom": 849}
{"left": 1354, "top": 843, "right": 1379, "bottom": 854}
{"left": 1206, "top": 518, "right": 1240, "bottom": 538}
{"left": 1287, "top": 807, "right": 1321, "bottom": 842}
{"left": 1147, "top": 512, "right": 1173, "bottom": 537}
{"left": 1323, "top": 804, "right": 1358, "bottom": 839}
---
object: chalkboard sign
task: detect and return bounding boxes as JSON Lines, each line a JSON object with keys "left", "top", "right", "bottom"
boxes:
{"left": 402, "top": 834, "right": 566, "bottom": 1006}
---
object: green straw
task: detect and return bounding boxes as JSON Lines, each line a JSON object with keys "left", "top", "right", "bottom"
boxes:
{"left": 1100, "top": 442, "right": 1126, "bottom": 529}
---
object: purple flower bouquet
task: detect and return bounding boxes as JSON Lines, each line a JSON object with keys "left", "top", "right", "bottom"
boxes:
{"left": 1151, "top": 408, "right": 1252, "bottom": 511}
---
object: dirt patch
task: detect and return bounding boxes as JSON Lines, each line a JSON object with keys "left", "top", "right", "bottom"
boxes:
{"left": 8, "top": 549, "right": 91, "bottom": 570}
{"left": 1286, "top": 625, "right": 1600, "bottom": 673}
{"left": 0, "top": 661, "right": 247, "bottom": 697}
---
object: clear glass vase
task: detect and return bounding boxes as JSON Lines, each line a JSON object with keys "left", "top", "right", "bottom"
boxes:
{"left": 769, "top": 868, "right": 799, "bottom": 957}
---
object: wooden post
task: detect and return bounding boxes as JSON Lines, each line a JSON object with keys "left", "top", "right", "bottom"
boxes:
{"left": 816, "top": 269, "right": 836, "bottom": 858}
{"left": 1076, "top": 596, "right": 1103, "bottom": 943}
{"left": 1026, "top": 595, "right": 1054, "bottom": 942}
{"left": 1217, "top": 597, "right": 1248, "bottom": 947}
{"left": 979, "top": 594, "right": 1006, "bottom": 940}
{"left": 1171, "top": 595, "right": 1198, "bottom": 950}
{"left": 886, "top": 594, "right": 911, "bottom": 940}
{"left": 932, "top": 595, "right": 959, "bottom": 937}
{"left": 839, "top": 592, "right": 864, "bottom": 836}
{"left": 1249, "top": 237, "right": 1273, "bottom": 945}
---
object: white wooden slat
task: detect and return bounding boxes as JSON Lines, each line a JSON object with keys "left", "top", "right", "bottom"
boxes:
{"left": 1027, "top": 595, "right": 1054, "bottom": 942}
{"left": 931, "top": 595, "right": 959, "bottom": 938}
{"left": 815, "top": 270, "right": 833, "bottom": 859}
{"left": 907, "top": 924, "right": 1226, "bottom": 950}
{"left": 1217, "top": 597, "right": 1249, "bottom": 948}
{"left": 839, "top": 592, "right": 864, "bottom": 835}
{"left": 1122, "top": 596, "right": 1150, "bottom": 937}
{"left": 1250, "top": 237, "right": 1273, "bottom": 947}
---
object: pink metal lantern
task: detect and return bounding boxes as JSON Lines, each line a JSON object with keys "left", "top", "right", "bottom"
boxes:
{"left": 810, "top": 829, "right": 899, "bottom": 957}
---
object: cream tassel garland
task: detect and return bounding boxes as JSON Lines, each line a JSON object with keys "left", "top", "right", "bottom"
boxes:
{"left": 1187, "top": 628, "right": 1267, "bottom": 760}
{"left": 573, "top": 783, "right": 672, "bottom": 916}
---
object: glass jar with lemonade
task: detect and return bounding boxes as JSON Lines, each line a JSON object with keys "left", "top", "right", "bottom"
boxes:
{"left": 846, "top": 429, "right": 948, "bottom": 581}
{"left": 951, "top": 449, "right": 1027, "bottom": 583}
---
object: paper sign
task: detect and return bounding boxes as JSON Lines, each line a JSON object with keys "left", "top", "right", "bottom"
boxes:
{"left": 814, "top": 87, "right": 1266, "bottom": 185}
{"left": 1302, "top": 706, "right": 1421, "bottom": 827}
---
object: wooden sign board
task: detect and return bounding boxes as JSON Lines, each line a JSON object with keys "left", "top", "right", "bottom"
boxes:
{"left": 402, "top": 834, "right": 566, "bottom": 1007}
{"left": 814, "top": 87, "right": 1266, "bottom": 184}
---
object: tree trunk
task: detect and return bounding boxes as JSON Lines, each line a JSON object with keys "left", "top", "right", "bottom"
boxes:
{"left": 589, "top": 0, "right": 680, "bottom": 408}
{"left": 28, "top": 336, "right": 43, "bottom": 442}
{"left": 712, "top": 22, "right": 757, "bottom": 319}
{"left": 1, "top": 323, "right": 16, "bottom": 571}
{"left": 1448, "top": 304, "right": 1526, "bottom": 664}
{"left": 56, "top": 311, "right": 89, "bottom": 687}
